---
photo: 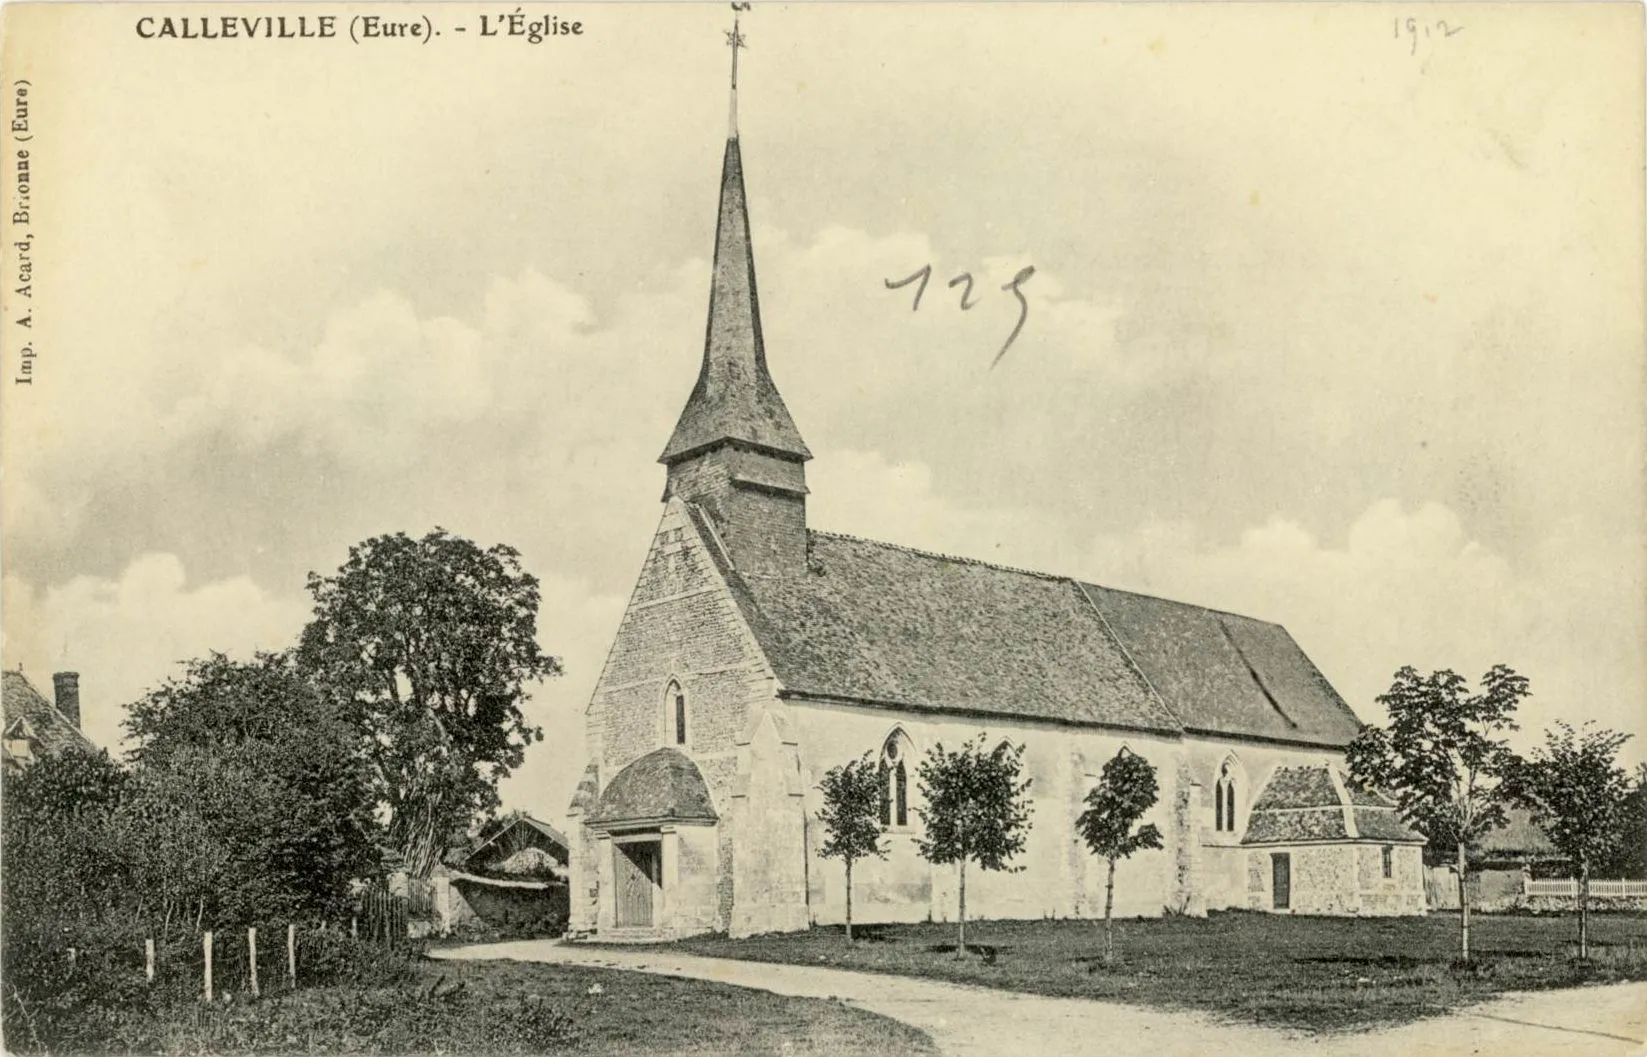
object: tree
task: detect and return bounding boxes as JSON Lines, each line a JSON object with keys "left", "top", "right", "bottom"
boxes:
{"left": 914, "top": 736, "right": 1033, "bottom": 958}
{"left": 1611, "top": 764, "right": 1647, "bottom": 880}
{"left": 1076, "top": 748, "right": 1164, "bottom": 964}
{"left": 1346, "top": 664, "right": 1527, "bottom": 963}
{"left": 123, "top": 652, "right": 380, "bottom": 930}
{"left": 1503, "top": 722, "right": 1632, "bottom": 960}
{"left": 816, "top": 752, "right": 888, "bottom": 943}
{"left": 297, "top": 528, "right": 562, "bottom": 877}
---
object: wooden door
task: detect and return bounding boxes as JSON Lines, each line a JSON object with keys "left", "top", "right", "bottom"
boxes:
{"left": 615, "top": 840, "right": 661, "bottom": 927}
{"left": 1271, "top": 853, "right": 1291, "bottom": 911}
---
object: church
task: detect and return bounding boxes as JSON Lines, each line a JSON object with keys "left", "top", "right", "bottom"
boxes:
{"left": 563, "top": 49, "right": 1425, "bottom": 940}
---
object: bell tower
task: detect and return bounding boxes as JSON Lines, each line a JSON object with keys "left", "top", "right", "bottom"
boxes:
{"left": 659, "top": 12, "right": 811, "bottom": 581}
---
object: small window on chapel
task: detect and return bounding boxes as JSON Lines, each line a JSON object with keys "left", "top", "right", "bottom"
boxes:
{"left": 880, "top": 734, "right": 909, "bottom": 828}
{"left": 1215, "top": 762, "right": 1238, "bottom": 833}
{"left": 1381, "top": 845, "right": 1394, "bottom": 879}
{"left": 668, "top": 681, "right": 687, "bottom": 746}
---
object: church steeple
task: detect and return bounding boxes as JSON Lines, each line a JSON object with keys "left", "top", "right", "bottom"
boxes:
{"left": 658, "top": 9, "right": 808, "bottom": 467}
{"left": 659, "top": 10, "right": 811, "bottom": 581}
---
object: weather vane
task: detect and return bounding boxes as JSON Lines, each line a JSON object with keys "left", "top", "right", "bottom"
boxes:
{"left": 726, "top": 3, "right": 751, "bottom": 137}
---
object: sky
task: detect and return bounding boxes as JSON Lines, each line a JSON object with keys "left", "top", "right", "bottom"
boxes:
{"left": 2, "top": 2, "right": 1643, "bottom": 823}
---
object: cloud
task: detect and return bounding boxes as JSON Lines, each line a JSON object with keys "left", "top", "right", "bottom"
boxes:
{"left": 1085, "top": 500, "right": 1647, "bottom": 759}
{"left": 0, "top": 548, "right": 628, "bottom": 824}
{"left": 808, "top": 450, "right": 1645, "bottom": 765}
{"left": 2, "top": 554, "right": 310, "bottom": 752}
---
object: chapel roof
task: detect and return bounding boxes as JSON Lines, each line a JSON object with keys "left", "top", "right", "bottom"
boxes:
{"left": 690, "top": 517, "right": 1367, "bottom": 747}
{"left": 1078, "top": 586, "right": 1364, "bottom": 746}
{"left": 744, "top": 531, "right": 1182, "bottom": 734}
{"left": 1242, "top": 763, "right": 1424, "bottom": 845}
{"left": 588, "top": 748, "right": 719, "bottom": 829}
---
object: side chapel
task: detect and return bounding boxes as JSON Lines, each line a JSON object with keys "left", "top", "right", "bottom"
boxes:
{"left": 563, "top": 36, "right": 1425, "bottom": 939}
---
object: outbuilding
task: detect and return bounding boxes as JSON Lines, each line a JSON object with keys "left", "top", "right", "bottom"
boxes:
{"left": 1241, "top": 764, "right": 1426, "bottom": 916}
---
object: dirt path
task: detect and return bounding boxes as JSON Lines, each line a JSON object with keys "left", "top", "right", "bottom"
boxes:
{"left": 431, "top": 940, "right": 1646, "bottom": 1057}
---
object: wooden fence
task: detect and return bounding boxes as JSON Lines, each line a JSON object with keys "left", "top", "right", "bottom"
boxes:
{"left": 46, "top": 893, "right": 412, "bottom": 1004}
{"left": 1525, "top": 878, "right": 1647, "bottom": 899}
{"left": 357, "top": 885, "right": 410, "bottom": 946}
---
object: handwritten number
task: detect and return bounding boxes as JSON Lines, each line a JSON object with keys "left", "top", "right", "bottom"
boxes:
{"left": 885, "top": 265, "right": 932, "bottom": 312}
{"left": 992, "top": 266, "right": 1035, "bottom": 369}
{"left": 890, "top": 262, "right": 1034, "bottom": 365}
{"left": 1396, "top": 17, "right": 1463, "bottom": 56}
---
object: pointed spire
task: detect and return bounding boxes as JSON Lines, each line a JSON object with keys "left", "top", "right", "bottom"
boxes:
{"left": 659, "top": 12, "right": 809, "bottom": 467}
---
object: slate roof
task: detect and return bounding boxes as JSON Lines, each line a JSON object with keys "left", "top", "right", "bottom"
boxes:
{"left": 1242, "top": 764, "right": 1424, "bottom": 845}
{"left": 588, "top": 748, "right": 719, "bottom": 828}
{"left": 2, "top": 670, "right": 93, "bottom": 767}
{"left": 1078, "top": 586, "right": 1363, "bottom": 746}
{"left": 659, "top": 137, "right": 810, "bottom": 465}
{"left": 698, "top": 522, "right": 1362, "bottom": 746}
{"left": 748, "top": 532, "right": 1181, "bottom": 733}
{"left": 1474, "top": 807, "right": 1559, "bottom": 862}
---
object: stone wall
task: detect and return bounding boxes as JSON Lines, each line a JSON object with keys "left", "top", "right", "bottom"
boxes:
{"left": 1246, "top": 842, "right": 1425, "bottom": 915}
{"left": 1181, "top": 738, "right": 1352, "bottom": 911}
{"left": 729, "top": 709, "right": 809, "bottom": 936}
{"left": 1355, "top": 843, "right": 1426, "bottom": 915}
{"left": 570, "top": 500, "right": 782, "bottom": 936}
{"left": 564, "top": 763, "right": 602, "bottom": 935}
{"left": 788, "top": 698, "right": 1185, "bottom": 925}
{"left": 669, "top": 825, "right": 722, "bottom": 935}
{"left": 665, "top": 445, "right": 808, "bottom": 581}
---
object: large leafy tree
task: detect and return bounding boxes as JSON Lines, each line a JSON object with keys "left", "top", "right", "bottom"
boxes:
{"left": 297, "top": 528, "right": 562, "bottom": 877}
{"left": 816, "top": 752, "right": 888, "bottom": 943}
{"left": 1076, "top": 748, "right": 1164, "bottom": 965}
{"left": 124, "top": 652, "right": 380, "bottom": 930}
{"left": 915, "top": 736, "right": 1033, "bottom": 958}
{"left": 1503, "top": 722, "right": 1632, "bottom": 960}
{"left": 1346, "top": 664, "right": 1527, "bottom": 962}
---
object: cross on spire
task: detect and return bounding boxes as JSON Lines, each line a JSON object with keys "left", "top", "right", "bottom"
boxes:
{"left": 726, "top": 3, "right": 750, "bottom": 138}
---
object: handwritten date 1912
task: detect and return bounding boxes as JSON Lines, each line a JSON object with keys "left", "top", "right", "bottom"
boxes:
{"left": 1395, "top": 18, "right": 1464, "bottom": 57}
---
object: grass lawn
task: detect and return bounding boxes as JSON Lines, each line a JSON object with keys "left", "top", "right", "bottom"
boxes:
{"left": 656, "top": 910, "right": 1647, "bottom": 1034}
{"left": 34, "top": 956, "right": 936, "bottom": 1055}
{"left": 432, "top": 958, "right": 939, "bottom": 1056}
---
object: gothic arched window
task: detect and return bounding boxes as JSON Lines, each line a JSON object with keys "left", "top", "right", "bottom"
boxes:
{"left": 668, "top": 680, "right": 687, "bottom": 747}
{"left": 1215, "top": 761, "right": 1238, "bottom": 833}
{"left": 880, "top": 731, "right": 911, "bottom": 828}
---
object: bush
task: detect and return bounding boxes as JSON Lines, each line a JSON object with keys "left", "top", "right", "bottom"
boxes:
{"left": 294, "top": 929, "right": 422, "bottom": 989}
{"left": 0, "top": 917, "right": 435, "bottom": 1054}
{"left": 141, "top": 983, "right": 582, "bottom": 1054}
{"left": 1, "top": 920, "right": 171, "bottom": 1054}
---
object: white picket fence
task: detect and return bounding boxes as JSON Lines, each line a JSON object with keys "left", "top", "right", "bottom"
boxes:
{"left": 1524, "top": 878, "right": 1647, "bottom": 898}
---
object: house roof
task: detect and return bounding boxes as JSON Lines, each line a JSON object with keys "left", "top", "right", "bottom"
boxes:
{"left": 588, "top": 748, "right": 719, "bottom": 829}
{"left": 659, "top": 136, "right": 810, "bottom": 465}
{"left": 1474, "top": 807, "right": 1559, "bottom": 861}
{"left": 697, "top": 521, "right": 1362, "bottom": 746}
{"left": 2, "top": 670, "right": 93, "bottom": 763}
{"left": 466, "top": 814, "right": 569, "bottom": 866}
{"left": 1242, "top": 764, "right": 1424, "bottom": 846}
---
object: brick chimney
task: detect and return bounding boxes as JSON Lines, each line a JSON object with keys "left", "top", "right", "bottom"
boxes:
{"left": 52, "top": 671, "right": 80, "bottom": 729}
